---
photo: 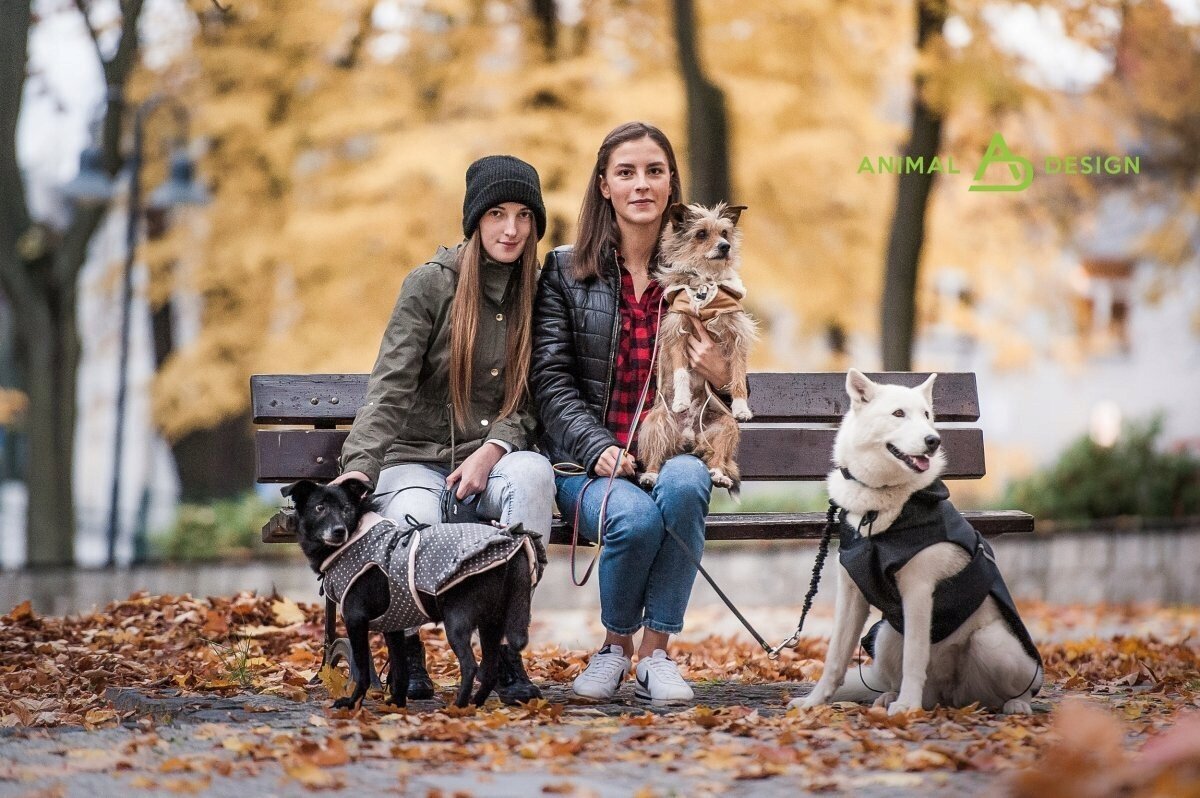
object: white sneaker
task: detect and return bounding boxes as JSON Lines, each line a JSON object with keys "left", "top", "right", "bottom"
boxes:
{"left": 634, "top": 649, "right": 694, "bottom": 703}
{"left": 572, "top": 644, "right": 631, "bottom": 700}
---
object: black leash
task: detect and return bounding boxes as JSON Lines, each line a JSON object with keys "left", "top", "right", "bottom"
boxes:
{"left": 558, "top": 287, "right": 836, "bottom": 658}
{"left": 563, "top": 287, "right": 823, "bottom": 645}
{"left": 661, "top": 498, "right": 841, "bottom": 659}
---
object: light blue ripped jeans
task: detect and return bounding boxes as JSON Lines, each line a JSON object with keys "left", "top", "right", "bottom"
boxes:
{"left": 373, "top": 450, "right": 555, "bottom": 538}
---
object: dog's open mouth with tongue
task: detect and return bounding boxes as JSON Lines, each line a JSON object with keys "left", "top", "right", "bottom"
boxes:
{"left": 887, "top": 443, "right": 931, "bottom": 473}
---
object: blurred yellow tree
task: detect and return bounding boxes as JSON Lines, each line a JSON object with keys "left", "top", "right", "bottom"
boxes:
{"left": 140, "top": 0, "right": 1197, "bottom": 446}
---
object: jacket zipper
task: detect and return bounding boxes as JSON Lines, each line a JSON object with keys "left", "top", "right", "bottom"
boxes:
{"left": 599, "top": 263, "right": 621, "bottom": 421}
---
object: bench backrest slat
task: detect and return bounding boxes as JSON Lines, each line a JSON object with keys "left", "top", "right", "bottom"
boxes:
{"left": 255, "top": 427, "right": 986, "bottom": 483}
{"left": 252, "top": 370, "right": 1036, "bottom": 542}
{"left": 252, "top": 372, "right": 981, "bottom": 425}
{"left": 741, "top": 372, "right": 978, "bottom": 423}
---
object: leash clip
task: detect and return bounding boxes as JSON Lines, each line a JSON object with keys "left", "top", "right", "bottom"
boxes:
{"left": 767, "top": 631, "right": 803, "bottom": 660}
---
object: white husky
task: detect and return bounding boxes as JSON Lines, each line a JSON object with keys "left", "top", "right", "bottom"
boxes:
{"left": 791, "top": 369, "right": 1042, "bottom": 716}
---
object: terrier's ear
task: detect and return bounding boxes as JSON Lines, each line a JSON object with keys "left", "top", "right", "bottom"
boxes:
{"left": 668, "top": 203, "right": 691, "bottom": 230}
{"left": 340, "top": 478, "right": 372, "bottom": 505}
{"left": 281, "top": 479, "right": 318, "bottom": 509}
{"left": 917, "top": 372, "right": 937, "bottom": 409}
{"left": 722, "top": 205, "right": 748, "bottom": 226}
{"left": 846, "top": 368, "right": 877, "bottom": 406}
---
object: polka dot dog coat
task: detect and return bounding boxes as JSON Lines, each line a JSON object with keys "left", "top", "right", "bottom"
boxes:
{"left": 318, "top": 513, "right": 544, "bottom": 632}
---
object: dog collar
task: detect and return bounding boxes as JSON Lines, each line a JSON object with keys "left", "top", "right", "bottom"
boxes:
{"left": 838, "top": 466, "right": 905, "bottom": 492}
{"left": 840, "top": 463, "right": 888, "bottom": 489}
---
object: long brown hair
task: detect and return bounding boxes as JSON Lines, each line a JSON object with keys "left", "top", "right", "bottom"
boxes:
{"left": 572, "top": 121, "right": 683, "bottom": 282}
{"left": 448, "top": 231, "right": 539, "bottom": 430}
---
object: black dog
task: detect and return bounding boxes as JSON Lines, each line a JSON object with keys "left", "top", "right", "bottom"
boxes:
{"left": 284, "top": 478, "right": 537, "bottom": 709}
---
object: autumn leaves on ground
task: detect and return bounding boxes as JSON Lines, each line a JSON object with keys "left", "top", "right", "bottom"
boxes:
{"left": 2, "top": 594, "right": 1199, "bottom": 796}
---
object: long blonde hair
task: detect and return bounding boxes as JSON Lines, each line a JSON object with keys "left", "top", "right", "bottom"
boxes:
{"left": 448, "top": 231, "right": 539, "bottom": 430}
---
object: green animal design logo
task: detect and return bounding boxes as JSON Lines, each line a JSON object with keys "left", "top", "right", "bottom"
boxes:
{"left": 969, "top": 133, "right": 1034, "bottom": 192}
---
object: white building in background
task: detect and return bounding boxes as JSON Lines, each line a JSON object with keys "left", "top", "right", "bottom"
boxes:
{"left": 914, "top": 192, "right": 1200, "bottom": 497}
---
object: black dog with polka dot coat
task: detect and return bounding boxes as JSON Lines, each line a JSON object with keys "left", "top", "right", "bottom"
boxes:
{"left": 284, "top": 478, "right": 542, "bottom": 709}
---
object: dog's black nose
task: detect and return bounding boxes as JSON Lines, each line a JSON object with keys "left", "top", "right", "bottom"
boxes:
{"left": 925, "top": 434, "right": 941, "bottom": 453}
{"left": 328, "top": 526, "right": 348, "bottom": 543}
{"left": 716, "top": 240, "right": 731, "bottom": 255}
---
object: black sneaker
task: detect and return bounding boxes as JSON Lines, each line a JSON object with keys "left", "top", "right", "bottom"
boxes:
{"left": 495, "top": 643, "right": 541, "bottom": 705}
{"left": 405, "top": 631, "right": 435, "bottom": 700}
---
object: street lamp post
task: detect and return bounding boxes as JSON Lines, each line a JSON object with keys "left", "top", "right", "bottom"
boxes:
{"left": 64, "top": 93, "right": 208, "bottom": 568}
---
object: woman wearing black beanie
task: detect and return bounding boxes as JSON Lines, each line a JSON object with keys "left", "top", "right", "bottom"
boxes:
{"left": 332, "top": 155, "right": 552, "bottom": 704}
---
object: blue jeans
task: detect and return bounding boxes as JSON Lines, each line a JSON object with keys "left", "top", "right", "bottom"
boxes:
{"left": 555, "top": 455, "right": 711, "bottom": 635}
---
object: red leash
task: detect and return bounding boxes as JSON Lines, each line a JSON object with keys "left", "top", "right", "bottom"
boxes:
{"left": 569, "top": 293, "right": 665, "bottom": 586}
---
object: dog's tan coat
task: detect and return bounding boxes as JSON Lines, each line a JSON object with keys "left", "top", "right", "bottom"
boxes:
{"left": 638, "top": 203, "right": 757, "bottom": 494}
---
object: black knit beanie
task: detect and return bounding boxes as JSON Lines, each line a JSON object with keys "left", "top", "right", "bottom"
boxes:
{"left": 462, "top": 155, "right": 547, "bottom": 241}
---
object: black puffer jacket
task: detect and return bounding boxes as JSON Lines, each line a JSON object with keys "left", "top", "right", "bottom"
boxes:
{"left": 530, "top": 246, "right": 622, "bottom": 472}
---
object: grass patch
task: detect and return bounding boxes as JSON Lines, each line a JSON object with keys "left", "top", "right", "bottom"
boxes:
{"left": 710, "top": 482, "right": 829, "bottom": 514}
{"left": 150, "top": 491, "right": 294, "bottom": 562}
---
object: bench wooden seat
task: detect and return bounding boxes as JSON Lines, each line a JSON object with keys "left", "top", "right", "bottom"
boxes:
{"left": 253, "top": 371, "right": 1034, "bottom": 543}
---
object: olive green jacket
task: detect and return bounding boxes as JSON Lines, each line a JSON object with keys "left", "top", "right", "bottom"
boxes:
{"left": 339, "top": 243, "right": 537, "bottom": 486}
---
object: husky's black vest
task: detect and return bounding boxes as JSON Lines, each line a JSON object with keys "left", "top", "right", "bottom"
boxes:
{"left": 838, "top": 480, "right": 1041, "bottom": 673}
{"left": 319, "top": 517, "right": 543, "bottom": 632}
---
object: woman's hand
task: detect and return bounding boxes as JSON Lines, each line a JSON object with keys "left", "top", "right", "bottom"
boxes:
{"left": 686, "top": 322, "right": 732, "bottom": 389}
{"left": 594, "top": 445, "right": 636, "bottom": 478}
{"left": 446, "top": 444, "right": 504, "bottom": 499}
{"left": 331, "top": 471, "right": 372, "bottom": 487}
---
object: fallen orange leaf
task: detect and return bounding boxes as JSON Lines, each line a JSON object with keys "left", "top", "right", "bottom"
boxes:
{"left": 271, "top": 597, "right": 307, "bottom": 626}
{"left": 282, "top": 759, "right": 344, "bottom": 789}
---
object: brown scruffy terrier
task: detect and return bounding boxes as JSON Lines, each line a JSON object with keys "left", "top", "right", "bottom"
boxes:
{"left": 638, "top": 202, "right": 757, "bottom": 496}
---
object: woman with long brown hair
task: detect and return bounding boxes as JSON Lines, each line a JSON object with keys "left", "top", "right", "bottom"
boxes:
{"left": 333, "top": 155, "right": 553, "bottom": 704}
{"left": 530, "top": 122, "right": 734, "bottom": 703}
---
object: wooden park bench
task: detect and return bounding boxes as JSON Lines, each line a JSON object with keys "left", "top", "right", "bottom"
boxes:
{"left": 251, "top": 371, "right": 1033, "bottom": 680}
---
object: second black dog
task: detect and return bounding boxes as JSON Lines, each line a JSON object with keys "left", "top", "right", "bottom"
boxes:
{"left": 284, "top": 478, "right": 538, "bottom": 709}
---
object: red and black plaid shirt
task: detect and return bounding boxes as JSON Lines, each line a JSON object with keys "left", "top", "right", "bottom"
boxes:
{"left": 606, "top": 259, "right": 664, "bottom": 452}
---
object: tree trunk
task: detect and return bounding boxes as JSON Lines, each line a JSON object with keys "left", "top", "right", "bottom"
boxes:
{"left": 0, "top": 3, "right": 73, "bottom": 567}
{"left": 880, "top": 0, "right": 947, "bottom": 371}
{"left": 672, "top": 0, "right": 731, "bottom": 206}
{"left": 172, "top": 412, "right": 256, "bottom": 502}
{"left": 18, "top": 272, "right": 80, "bottom": 567}
{"left": 530, "top": 0, "right": 557, "bottom": 59}
{"left": 0, "top": 0, "right": 144, "bottom": 566}
{"left": 151, "top": 297, "right": 255, "bottom": 502}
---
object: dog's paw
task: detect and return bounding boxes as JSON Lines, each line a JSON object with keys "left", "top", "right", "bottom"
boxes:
{"left": 331, "top": 697, "right": 362, "bottom": 710}
{"left": 791, "top": 692, "right": 827, "bottom": 710}
{"left": 709, "top": 469, "right": 733, "bottom": 488}
{"left": 731, "top": 398, "right": 753, "bottom": 422}
{"left": 790, "top": 684, "right": 831, "bottom": 709}
{"left": 887, "top": 700, "right": 920, "bottom": 716}
{"left": 1002, "top": 698, "right": 1034, "bottom": 715}
{"left": 872, "top": 691, "right": 899, "bottom": 709}
{"left": 638, "top": 472, "right": 659, "bottom": 489}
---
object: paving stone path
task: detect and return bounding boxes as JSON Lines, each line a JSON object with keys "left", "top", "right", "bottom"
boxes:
{"left": 0, "top": 678, "right": 1087, "bottom": 798}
